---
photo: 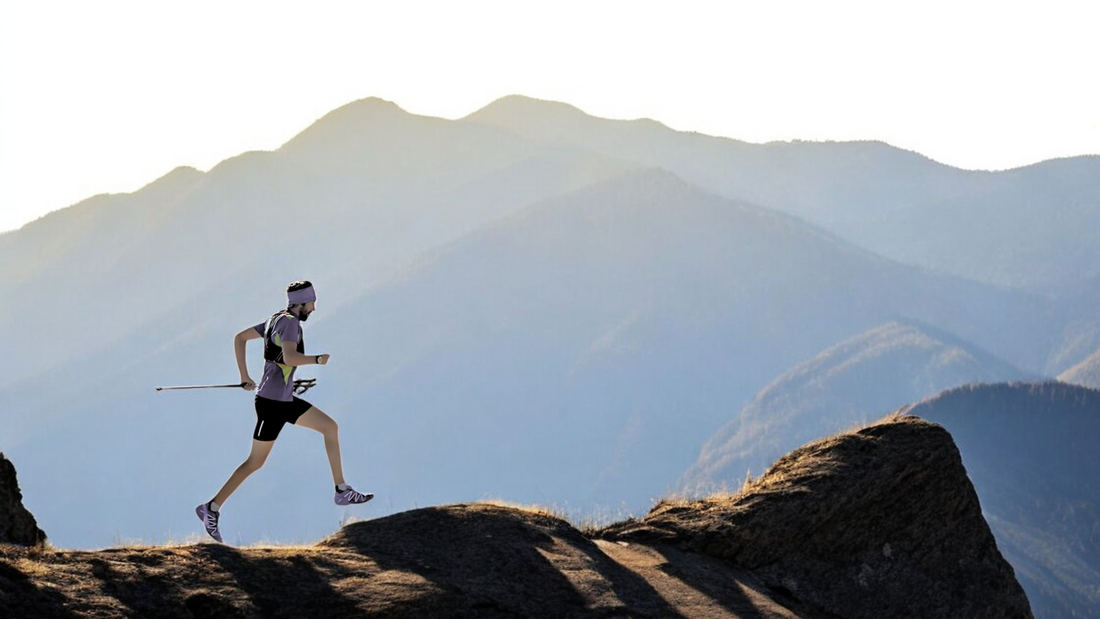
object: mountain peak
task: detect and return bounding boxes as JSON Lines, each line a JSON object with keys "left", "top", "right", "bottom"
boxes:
{"left": 465, "top": 94, "right": 590, "bottom": 123}
{"left": 279, "top": 97, "right": 416, "bottom": 152}
{"left": 464, "top": 94, "right": 669, "bottom": 141}
{"left": 333, "top": 96, "right": 407, "bottom": 115}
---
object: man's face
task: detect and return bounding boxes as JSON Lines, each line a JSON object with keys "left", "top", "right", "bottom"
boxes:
{"left": 298, "top": 301, "right": 316, "bottom": 321}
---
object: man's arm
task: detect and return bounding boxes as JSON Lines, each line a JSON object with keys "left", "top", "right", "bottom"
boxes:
{"left": 280, "top": 340, "right": 330, "bottom": 367}
{"left": 235, "top": 327, "right": 263, "bottom": 390}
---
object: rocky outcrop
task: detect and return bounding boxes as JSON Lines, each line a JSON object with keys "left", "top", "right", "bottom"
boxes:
{"left": 601, "top": 416, "right": 1033, "bottom": 619}
{"left": 0, "top": 452, "right": 46, "bottom": 547}
{"left": 0, "top": 417, "right": 1032, "bottom": 618}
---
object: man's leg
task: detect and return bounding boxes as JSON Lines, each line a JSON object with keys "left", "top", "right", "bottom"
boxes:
{"left": 296, "top": 406, "right": 372, "bottom": 505}
{"left": 213, "top": 439, "right": 276, "bottom": 506}
{"left": 295, "top": 407, "right": 345, "bottom": 486}
{"left": 198, "top": 439, "right": 275, "bottom": 542}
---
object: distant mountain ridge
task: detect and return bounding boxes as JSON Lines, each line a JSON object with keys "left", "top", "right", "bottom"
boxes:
{"left": 1058, "top": 346, "right": 1100, "bottom": 388}
{"left": 0, "top": 98, "right": 636, "bottom": 388}
{"left": 681, "top": 321, "right": 1033, "bottom": 493}
{"left": 899, "top": 382, "right": 1100, "bottom": 619}
{"left": 466, "top": 95, "right": 1100, "bottom": 293}
{"left": 318, "top": 168, "right": 1051, "bottom": 524}
{"left": 3, "top": 164, "right": 1050, "bottom": 548}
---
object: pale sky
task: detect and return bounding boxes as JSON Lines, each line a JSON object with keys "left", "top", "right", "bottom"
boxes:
{"left": 2, "top": 0, "right": 1098, "bottom": 233}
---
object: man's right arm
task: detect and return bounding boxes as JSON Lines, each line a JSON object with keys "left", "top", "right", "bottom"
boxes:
{"left": 235, "top": 326, "right": 263, "bottom": 390}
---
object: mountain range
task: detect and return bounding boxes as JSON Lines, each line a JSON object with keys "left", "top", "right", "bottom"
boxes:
{"left": 3, "top": 94, "right": 1099, "bottom": 616}
{"left": 466, "top": 96, "right": 1100, "bottom": 296}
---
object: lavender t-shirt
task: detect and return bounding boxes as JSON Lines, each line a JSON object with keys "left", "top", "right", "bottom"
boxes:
{"left": 253, "top": 312, "right": 303, "bottom": 402}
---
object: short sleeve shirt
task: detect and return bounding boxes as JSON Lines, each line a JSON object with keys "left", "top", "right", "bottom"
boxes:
{"left": 254, "top": 311, "right": 304, "bottom": 402}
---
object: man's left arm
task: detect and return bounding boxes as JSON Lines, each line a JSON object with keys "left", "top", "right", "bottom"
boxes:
{"left": 280, "top": 339, "right": 330, "bottom": 367}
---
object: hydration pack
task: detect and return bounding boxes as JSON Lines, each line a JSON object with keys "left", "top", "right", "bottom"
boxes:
{"left": 263, "top": 310, "right": 305, "bottom": 364}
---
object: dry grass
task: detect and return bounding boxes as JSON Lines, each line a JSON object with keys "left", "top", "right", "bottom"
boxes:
{"left": 476, "top": 499, "right": 570, "bottom": 520}
{"left": 632, "top": 412, "right": 922, "bottom": 526}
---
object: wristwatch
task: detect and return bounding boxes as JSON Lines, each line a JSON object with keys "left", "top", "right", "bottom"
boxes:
{"left": 315, "top": 355, "right": 321, "bottom": 364}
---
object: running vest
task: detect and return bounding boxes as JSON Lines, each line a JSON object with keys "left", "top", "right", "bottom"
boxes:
{"left": 263, "top": 310, "right": 305, "bottom": 363}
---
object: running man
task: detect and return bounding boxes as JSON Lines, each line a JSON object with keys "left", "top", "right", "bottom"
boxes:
{"left": 196, "top": 280, "right": 372, "bottom": 543}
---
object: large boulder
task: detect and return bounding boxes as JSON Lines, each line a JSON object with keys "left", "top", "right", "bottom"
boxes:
{"left": 601, "top": 415, "right": 1033, "bottom": 619}
{"left": 0, "top": 452, "right": 46, "bottom": 546}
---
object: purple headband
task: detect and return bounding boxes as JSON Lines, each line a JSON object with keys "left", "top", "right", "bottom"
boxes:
{"left": 288, "top": 286, "right": 316, "bottom": 305}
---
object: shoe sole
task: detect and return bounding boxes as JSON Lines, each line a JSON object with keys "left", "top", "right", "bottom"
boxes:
{"left": 335, "top": 493, "right": 375, "bottom": 506}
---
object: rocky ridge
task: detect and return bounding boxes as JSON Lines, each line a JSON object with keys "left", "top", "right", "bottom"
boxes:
{"left": 0, "top": 417, "right": 1030, "bottom": 618}
{"left": 602, "top": 416, "right": 1031, "bottom": 618}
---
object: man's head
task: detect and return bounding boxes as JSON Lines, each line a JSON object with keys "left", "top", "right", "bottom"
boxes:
{"left": 287, "top": 280, "right": 316, "bottom": 321}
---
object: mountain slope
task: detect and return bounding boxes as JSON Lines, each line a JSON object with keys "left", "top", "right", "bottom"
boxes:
{"left": 1058, "top": 348, "right": 1100, "bottom": 388}
{"left": 900, "top": 382, "right": 1100, "bottom": 619}
{"left": 681, "top": 321, "right": 1034, "bottom": 492}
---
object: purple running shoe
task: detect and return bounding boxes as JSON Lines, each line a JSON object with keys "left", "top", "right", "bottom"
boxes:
{"left": 195, "top": 502, "right": 223, "bottom": 543}
{"left": 334, "top": 485, "right": 374, "bottom": 506}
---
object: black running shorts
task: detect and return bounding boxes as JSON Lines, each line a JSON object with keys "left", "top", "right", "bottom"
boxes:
{"left": 253, "top": 396, "right": 313, "bottom": 441}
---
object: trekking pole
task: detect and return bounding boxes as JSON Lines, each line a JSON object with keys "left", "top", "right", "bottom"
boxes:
{"left": 155, "top": 383, "right": 246, "bottom": 391}
{"left": 155, "top": 378, "right": 317, "bottom": 394}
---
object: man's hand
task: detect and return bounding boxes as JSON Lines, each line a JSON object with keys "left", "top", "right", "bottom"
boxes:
{"left": 241, "top": 377, "right": 257, "bottom": 391}
{"left": 316, "top": 354, "right": 331, "bottom": 366}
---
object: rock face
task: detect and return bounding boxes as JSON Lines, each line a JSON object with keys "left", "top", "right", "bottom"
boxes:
{"left": 0, "top": 452, "right": 46, "bottom": 546}
{"left": 601, "top": 416, "right": 1033, "bottom": 619}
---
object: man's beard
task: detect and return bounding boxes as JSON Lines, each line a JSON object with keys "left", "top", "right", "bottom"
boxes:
{"left": 299, "top": 309, "right": 312, "bottom": 322}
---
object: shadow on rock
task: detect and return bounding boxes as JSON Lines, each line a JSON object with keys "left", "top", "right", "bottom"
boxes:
{"left": 321, "top": 503, "right": 688, "bottom": 618}
{"left": 0, "top": 559, "right": 78, "bottom": 619}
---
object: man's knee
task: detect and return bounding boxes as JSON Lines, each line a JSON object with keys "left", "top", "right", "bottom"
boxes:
{"left": 311, "top": 410, "right": 338, "bottom": 436}
{"left": 244, "top": 452, "right": 269, "bottom": 471}
{"left": 320, "top": 417, "right": 339, "bottom": 439}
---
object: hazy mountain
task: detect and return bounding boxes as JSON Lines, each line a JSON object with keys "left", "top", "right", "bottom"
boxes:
{"left": 465, "top": 95, "right": 1100, "bottom": 293}
{"left": 5, "top": 167, "right": 1049, "bottom": 549}
{"left": 0, "top": 93, "right": 1084, "bottom": 558}
{"left": 0, "top": 97, "right": 638, "bottom": 389}
{"left": 680, "top": 321, "right": 1034, "bottom": 493}
{"left": 305, "top": 169, "right": 1048, "bottom": 531}
{"left": 901, "top": 382, "right": 1100, "bottom": 619}
{"left": 1043, "top": 273, "right": 1100, "bottom": 376}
